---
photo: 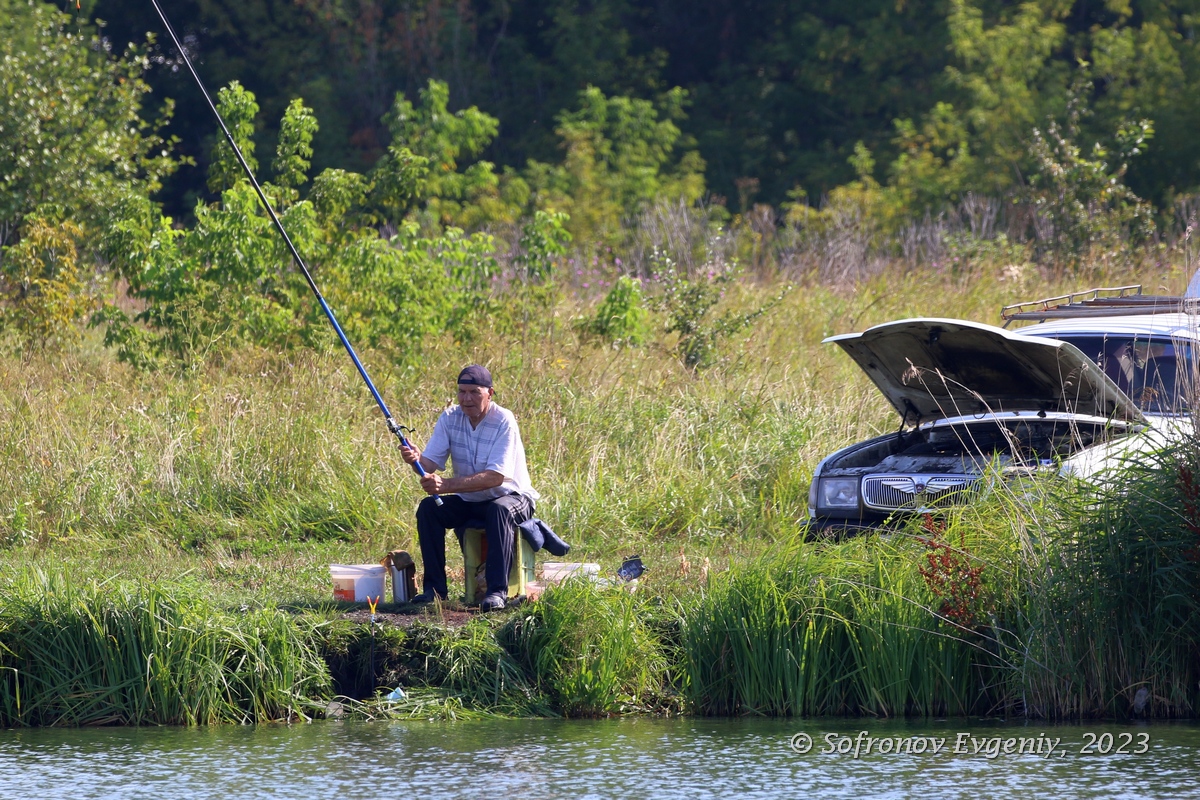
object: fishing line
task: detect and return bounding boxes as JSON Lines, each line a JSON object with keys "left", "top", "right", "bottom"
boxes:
{"left": 147, "top": 0, "right": 441, "bottom": 504}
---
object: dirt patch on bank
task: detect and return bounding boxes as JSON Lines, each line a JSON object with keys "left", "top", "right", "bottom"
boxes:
{"left": 339, "top": 595, "right": 533, "bottom": 628}
{"left": 340, "top": 606, "right": 475, "bottom": 628}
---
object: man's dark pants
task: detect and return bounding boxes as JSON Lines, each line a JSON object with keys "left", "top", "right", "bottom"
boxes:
{"left": 416, "top": 493, "right": 534, "bottom": 598}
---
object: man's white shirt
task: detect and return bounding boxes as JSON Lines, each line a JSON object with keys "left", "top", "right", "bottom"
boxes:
{"left": 422, "top": 403, "right": 539, "bottom": 502}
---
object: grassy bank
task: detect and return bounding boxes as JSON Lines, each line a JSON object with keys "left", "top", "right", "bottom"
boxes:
{"left": 5, "top": 466, "right": 1196, "bottom": 725}
{"left": 1, "top": 257, "right": 1196, "bottom": 723}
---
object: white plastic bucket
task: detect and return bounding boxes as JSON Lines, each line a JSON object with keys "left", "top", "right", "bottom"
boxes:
{"left": 330, "top": 564, "right": 386, "bottom": 602}
{"left": 541, "top": 562, "right": 600, "bottom": 584}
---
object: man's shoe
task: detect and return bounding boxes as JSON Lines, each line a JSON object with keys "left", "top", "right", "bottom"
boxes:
{"left": 480, "top": 592, "right": 507, "bottom": 612}
{"left": 411, "top": 589, "right": 446, "bottom": 605}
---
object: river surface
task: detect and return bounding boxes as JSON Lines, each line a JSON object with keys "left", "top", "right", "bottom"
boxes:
{"left": 2, "top": 717, "right": 1197, "bottom": 799}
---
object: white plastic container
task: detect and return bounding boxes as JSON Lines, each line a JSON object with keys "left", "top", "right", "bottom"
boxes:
{"left": 330, "top": 564, "right": 386, "bottom": 602}
{"left": 541, "top": 562, "right": 601, "bottom": 584}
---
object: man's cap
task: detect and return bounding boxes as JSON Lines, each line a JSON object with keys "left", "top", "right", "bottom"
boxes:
{"left": 457, "top": 364, "right": 493, "bottom": 388}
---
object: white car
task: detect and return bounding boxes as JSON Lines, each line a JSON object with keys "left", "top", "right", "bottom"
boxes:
{"left": 807, "top": 288, "right": 1196, "bottom": 529}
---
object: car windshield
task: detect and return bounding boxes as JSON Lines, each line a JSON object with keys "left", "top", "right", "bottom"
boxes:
{"left": 1048, "top": 334, "right": 1195, "bottom": 413}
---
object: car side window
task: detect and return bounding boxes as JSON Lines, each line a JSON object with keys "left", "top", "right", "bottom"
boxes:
{"left": 1056, "top": 335, "right": 1190, "bottom": 413}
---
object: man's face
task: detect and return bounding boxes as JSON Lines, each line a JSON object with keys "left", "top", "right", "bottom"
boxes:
{"left": 457, "top": 383, "right": 493, "bottom": 420}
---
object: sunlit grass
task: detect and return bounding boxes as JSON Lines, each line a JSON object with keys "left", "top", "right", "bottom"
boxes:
{"left": 0, "top": 256, "right": 1191, "bottom": 597}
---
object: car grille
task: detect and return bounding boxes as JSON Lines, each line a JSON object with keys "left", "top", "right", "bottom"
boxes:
{"left": 862, "top": 475, "right": 978, "bottom": 511}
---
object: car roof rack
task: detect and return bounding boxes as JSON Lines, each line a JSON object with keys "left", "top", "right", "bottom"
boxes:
{"left": 1000, "top": 285, "right": 1200, "bottom": 326}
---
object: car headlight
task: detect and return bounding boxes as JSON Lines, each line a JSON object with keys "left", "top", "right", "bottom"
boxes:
{"left": 819, "top": 477, "right": 860, "bottom": 509}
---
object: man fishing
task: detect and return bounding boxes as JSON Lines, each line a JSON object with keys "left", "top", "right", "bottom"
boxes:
{"left": 147, "top": 0, "right": 544, "bottom": 613}
{"left": 399, "top": 364, "right": 539, "bottom": 611}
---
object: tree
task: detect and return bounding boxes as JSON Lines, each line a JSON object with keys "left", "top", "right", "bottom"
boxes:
{"left": 374, "top": 79, "right": 520, "bottom": 230}
{"left": 526, "top": 86, "right": 706, "bottom": 245}
{"left": 97, "top": 82, "right": 502, "bottom": 367}
{"left": 0, "top": 0, "right": 178, "bottom": 249}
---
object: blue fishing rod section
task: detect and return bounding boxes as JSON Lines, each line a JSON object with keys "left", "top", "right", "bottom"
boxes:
{"left": 148, "top": 0, "right": 441, "bottom": 504}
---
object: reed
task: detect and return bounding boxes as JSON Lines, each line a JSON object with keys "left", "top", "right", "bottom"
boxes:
{"left": 678, "top": 534, "right": 986, "bottom": 717}
{"left": 0, "top": 568, "right": 330, "bottom": 725}
{"left": 678, "top": 443, "right": 1200, "bottom": 720}
{"left": 1007, "top": 446, "right": 1200, "bottom": 718}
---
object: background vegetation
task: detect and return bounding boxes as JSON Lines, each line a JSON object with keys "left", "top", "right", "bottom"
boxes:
{"left": 1, "top": 0, "right": 1198, "bottom": 724}
{"left": 73, "top": 0, "right": 1200, "bottom": 220}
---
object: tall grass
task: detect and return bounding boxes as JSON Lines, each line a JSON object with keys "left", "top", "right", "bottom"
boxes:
{"left": 678, "top": 439, "right": 1200, "bottom": 720}
{"left": 1009, "top": 446, "right": 1200, "bottom": 718}
{"left": 0, "top": 569, "right": 330, "bottom": 725}
{"left": 2, "top": 256, "right": 1186, "bottom": 582}
{"left": 679, "top": 534, "right": 984, "bottom": 717}
{"left": 2, "top": 444, "right": 1197, "bottom": 724}
{"left": 507, "top": 580, "right": 671, "bottom": 716}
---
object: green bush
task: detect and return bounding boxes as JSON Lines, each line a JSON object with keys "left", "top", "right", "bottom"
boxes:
{"left": 584, "top": 275, "right": 650, "bottom": 346}
{"left": 526, "top": 86, "right": 706, "bottom": 246}
{"left": 650, "top": 250, "right": 788, "bottom": 369}
{"left": 516, "top": 210, "right": 573, "bottom": 282}
{"left": 1025, "top": 107, "right": 1156, "bottom": 265}
{"left": 96, "top": 82, "right": 505, "bottom": 367}
{"left": 0, "top": 218, "right": 95, "bottom": 354}
{"left": 376, "top": 79, "right": 521, "bottom": 230}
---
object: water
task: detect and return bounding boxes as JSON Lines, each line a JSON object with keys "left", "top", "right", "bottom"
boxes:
{"left": 2, "top": 717, "right": 1197, "bottom": 799}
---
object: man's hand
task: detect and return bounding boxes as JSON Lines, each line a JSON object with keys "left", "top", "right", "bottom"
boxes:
{"left": 420, "top": 473, "right": 444, "bottom": 495}
{"left": 399, "top": 443, "right": 420, "bottom": 465}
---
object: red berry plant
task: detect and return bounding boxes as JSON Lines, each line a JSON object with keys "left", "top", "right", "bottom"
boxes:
{"left": 916, "top": 514, "right": 988, "bottom": 630}
{"left": 1175, "top": 463, "right": 1200, "bottom": 562}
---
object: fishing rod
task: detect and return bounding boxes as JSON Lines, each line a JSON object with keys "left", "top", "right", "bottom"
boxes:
{"left": 147, "top": 0, "right": 441, "bottom": 505}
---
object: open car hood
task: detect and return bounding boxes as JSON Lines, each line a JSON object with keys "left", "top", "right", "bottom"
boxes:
{"left": 825, "top": 318, "right": 1147, "bottom": 426}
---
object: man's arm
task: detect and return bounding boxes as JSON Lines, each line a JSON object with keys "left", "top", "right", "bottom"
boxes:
{"left": 420, "top": 469, "right": 504, "bottom": 495}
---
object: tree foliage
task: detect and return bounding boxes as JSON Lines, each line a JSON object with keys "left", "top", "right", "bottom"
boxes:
{"left": 274, "top": 98, "right": 319, "bottom": 200}
{"left": 206, "top": 81, "right": 260, "bottom": 196}
{"left": 7, "top": 0, "right": 1200, "bottom": 365}
{"left": 97, "top": 82, "right": 502, "bottom": 368}
{"left": 0, "top": 218, "right": 94, "bottom": 354}
{"left": 373, "top": 80, "right": 517, "bottom": 230}
{"left": 527, "top": 86, "right": 705, "bottom": 245}
{"left": 0, "top": 0, "right": 179, "bottom": 248}
{"left": 85, "top": 0, "right": 1200, "bottom": 214}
